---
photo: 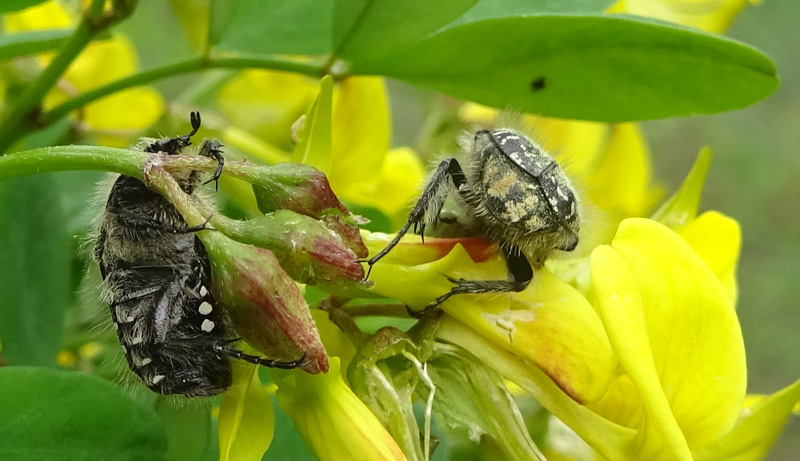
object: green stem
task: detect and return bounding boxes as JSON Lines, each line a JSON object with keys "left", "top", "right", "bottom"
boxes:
{"left": 0, "top": 0, "right": 124, "bottom": 155}
{"left": 0, "top": 146, "right": 146, "bottom": 181}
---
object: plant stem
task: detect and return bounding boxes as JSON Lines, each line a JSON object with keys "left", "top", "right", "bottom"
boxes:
{"left": 0, "top": 0, "right": 127, "bottom": 155}
{"left": 0, "top": 146, "right": 145, "bottom": 181}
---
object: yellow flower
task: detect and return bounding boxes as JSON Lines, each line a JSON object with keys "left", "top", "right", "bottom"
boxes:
{"left": 2, "top": 0, "right": 164, "bottom": 147}
{"left": 273, "top": 357, "right": 407, "bottom": 461}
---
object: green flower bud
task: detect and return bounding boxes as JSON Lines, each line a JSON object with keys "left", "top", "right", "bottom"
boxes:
{"left": 250, "top": 162, "right": 368, "bottom": 257}
{"left": 218, "top": 209, "right": 367, "bottom": 289}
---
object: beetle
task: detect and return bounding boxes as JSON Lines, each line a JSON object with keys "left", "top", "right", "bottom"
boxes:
{"left": 366, "top": 128, "right": 580, "bottom": 317}
{"left": 94, "top": 112, "right": 306, "bottom": 396}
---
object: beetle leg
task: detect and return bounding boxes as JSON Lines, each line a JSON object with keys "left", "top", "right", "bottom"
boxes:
{"left": 365, "top": 157, "right": 467, "bottom": 278}
{"left": 408, "top": 244, "right": 532, "bottom": 318}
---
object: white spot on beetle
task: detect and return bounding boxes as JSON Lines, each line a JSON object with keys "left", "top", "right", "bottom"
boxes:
{"left": 152, "top": 375, "right": 165, "bottom": 385}
{"left": 131, "top": 336, "right": 143, "bottom": 345}
{"left": 201, "top": 319, "right": 215, "bottom": 332}
{"left": 199, "top": 286, "right": 208, "bottom": 297}
{"left": 198, "top": 301, "right": 213, "bottom": 315}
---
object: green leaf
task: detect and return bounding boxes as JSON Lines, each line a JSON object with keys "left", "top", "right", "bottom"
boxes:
{"left": 0, "top": 174, "right": 70, "bottom": 366}
{"left": 209, "top": 0, "right": 244, "bottom": 46}
{"left": 446, "top": 0, "right": 614, "bottom": 26}
{"left": 0, "top": 367, "right": 168, "bottom": 461}
{"left": 348, "top": 15, "right": 778, "bottom": 122}
{"left": 154, "top": 396, "right": 216, "bottom": 461}
{"left": 0, "top": 0, "right": 47, "bottom": 13}
{"left": 332, "top": 0, "right": 477, "bottom": 61}
{"left": 0, "top": 29, "right": 72, "bottom": 61}
{"left": 214, "top": 0, "right": 333, "bottom": 55}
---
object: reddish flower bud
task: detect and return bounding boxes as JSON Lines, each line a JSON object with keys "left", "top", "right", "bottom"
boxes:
{"left": 250, "top": 163, "right": 368, "bottom": 257}
{"left": 201, "top": 232, "right": 328, "bottom": 374}
{"left": 220, "top": 209, "right": 367, "bottom": 288}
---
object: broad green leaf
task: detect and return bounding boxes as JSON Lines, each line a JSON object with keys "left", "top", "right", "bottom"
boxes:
{"left": 0, "top": 0, "right": 47, "bottom": 13}
{"left": 219, "top": 361, "right": 275, "bottom": 461}
{"left": 0, "top": 367, "right": 168, "bottom": 460}
{"left": 0, "top": 174, "right": 69, "bottom": 366}
{"left": 154, "top": 397, "right": 215, "bottom": 461}
{"left": 209, "top": 0, "right": 244, "bottom": 46}
{"left": 446, "top": 0, "right": 615, "bottom": 26}
{"left": 349, "top": 15, "right": 777, "bottom": 122}
{"left": 214, "top": 0, "right": 333, "bottom": 55}
{"left": 0, "top": 29, "right": 71, "bottom": 61}
{"left": 332, "top": 0, "right": 476, "bottom": 61}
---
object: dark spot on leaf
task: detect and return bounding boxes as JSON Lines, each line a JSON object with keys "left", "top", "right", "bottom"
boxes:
{"left": 531, "top": 77, "right": 546, "bottom": 92}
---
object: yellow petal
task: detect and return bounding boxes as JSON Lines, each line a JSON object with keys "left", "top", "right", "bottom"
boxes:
{"left": 291, "top": 75, "right": 333, "bottom": 174}
{"left": 311, "top": 309, "right": 357, "bottom": 378}
{"left": 693, "top": 378, "right": 800, "bottom": 461}
{"left": 607, "top": 0, "right": 756, "bottom": 34}
{"left": 680, "top": 211, "right": 741, "bottom": 304}
{"left": 83, "top": 87, "right": 165, "bottom": 146}
{"left": 217, "top": 69, "right": 318, "bottom": 147}
{"left": 651, "top": 147, "right": 713, "bottom": 231}
{"left": 522, "top": 115, "right": 608, "bottom": 180}
{"left": 219, "top": 361, "right": 275, "bottom": 461}
{"left": 369, "top": 242, "right": 616, "bottom": 404}
{"left": 604, "top": 218, "right": 746, "bottom": 448}
{"left": 2, "top": 1, "right": 74, "bottom": 32}
{"left": 436, "top": 316, "right": 638, "bottom": 461}
{"left": 590, "top": 244, "right": 692, "bottom": 460}
{"left": 352, "top": 147, "right": 425, "bottom": 227}
{"left": 588, "top": 123, "right": 661, "bottom": 217}
{"left": 274, "top": 357, "right": 407, "bottom": 461}
{"left": 330, "top": 76, "right": 391, "bottom": 197}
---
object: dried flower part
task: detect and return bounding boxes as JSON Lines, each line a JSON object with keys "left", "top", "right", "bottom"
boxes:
{"left": 201, "top": 232, "right": 328, "bottom": 374}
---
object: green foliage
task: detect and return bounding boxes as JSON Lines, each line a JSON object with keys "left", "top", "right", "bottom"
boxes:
{"left": 0, "top": 367, "right": 169, "bottom": 460}
{"left": 0, "top": 175, "right": 69, "bottom": 367}
{"left": 348, "top": 15, "right": 777, "bottom": 121}
{"left": 0, "top": 0, "right": 48, "bottom": 14}
{"left": 0, "top": 29, "right": 71, "bottom": 60}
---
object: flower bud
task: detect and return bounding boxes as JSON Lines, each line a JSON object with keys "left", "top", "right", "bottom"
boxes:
{"left": 250, "top": 162, "right": 368, "bottom": 257}
{"left": 201, "top": 232, "right": 328, "bottom": 374}
{"left": 218, "top": 209, "right": 367, "bottom": 288}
